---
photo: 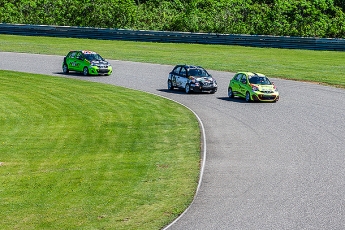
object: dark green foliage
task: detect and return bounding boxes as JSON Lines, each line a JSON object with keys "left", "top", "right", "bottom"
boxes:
{"left": 334, "top": 0, "right": 345, "bottom": 11}
{"left": 0, "top": 0, "right": 138, "bottom": 28}
{"left": 1, "top": 0, "right": 345, "bottom": 38}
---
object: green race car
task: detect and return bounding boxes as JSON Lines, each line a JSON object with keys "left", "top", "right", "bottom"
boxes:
{"left": 62, "top": 50, "right": 112, "bottom": 76}
{"left": 228, "top": 72, "right": 279, "bottom": 102}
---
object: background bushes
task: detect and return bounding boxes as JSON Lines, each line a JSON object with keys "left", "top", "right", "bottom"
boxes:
{"left": 1, "top": 0, "right": 345, "bottom": 38}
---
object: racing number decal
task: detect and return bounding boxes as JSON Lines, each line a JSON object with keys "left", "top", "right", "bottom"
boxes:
{"left": 70, "top": 61, "right": 80, "bottom": 67}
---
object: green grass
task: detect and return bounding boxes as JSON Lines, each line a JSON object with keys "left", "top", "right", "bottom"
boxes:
{"left": 0, "top": 33, "right": 344, "bottom": 229}
{"left": 1, "top": 34, "right": 345, "bottom": 88}
{"left": 0, "top": 71, "right": 200, "bottom": 229}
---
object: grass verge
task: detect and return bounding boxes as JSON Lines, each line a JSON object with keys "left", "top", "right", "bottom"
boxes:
{"left": 0, "top": 70, "right": 200, "bottom": 229}
{"left": 0, "top": 34, "right": 345, "bottom": 88}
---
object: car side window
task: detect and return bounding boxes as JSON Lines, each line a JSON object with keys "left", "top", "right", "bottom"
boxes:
{"left": 180, "top": 67, "right": 187, "bottom": 77}
{"left": 76, "top": 52, "right": 83, "bottom": 60}
{"left": 234, "top": 74, "right": 242, "bottom": 81}
{"left": 69, "top": 52, "right": 76, "bottom": 58}
{"left": 240, "top": 75, "right": 247, "bottom": 84}
{"left": 173, "top": 67, "right": 181, "bottom": 75}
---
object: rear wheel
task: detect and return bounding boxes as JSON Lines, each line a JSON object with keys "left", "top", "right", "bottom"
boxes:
{"left": 185, "top": 83, "right": 190, "bottom": 94}
{"left": 62, "top": 64, "right": 69, "bottom": 74}
{"left": 168, "top": 80, "right": 174, "bottom": 90}
{"left": 228, "top": 87, "right": 234, "bottom": 98}
{"left": 83, "top": 67, "right": 89, "bottom": 76}
{"left": 245, "top": 91, "right": 251, "bottom": 102}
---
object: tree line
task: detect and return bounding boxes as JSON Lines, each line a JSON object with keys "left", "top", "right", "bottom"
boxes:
{"left": 1, "top": 0, "right": 345, "bottom": 38}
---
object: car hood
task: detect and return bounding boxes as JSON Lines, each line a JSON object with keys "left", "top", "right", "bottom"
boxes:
{"left": 91, "top": 60, "right": 109, "bottom": 65}
{"left": 193, "top": 76, "right": 215, "bottom": 82}
{"left": 253, "top": 84, "right": 276, "bottom": 91}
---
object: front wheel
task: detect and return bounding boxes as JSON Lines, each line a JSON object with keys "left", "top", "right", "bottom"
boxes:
{"left": 185, "top": 83, "right": 191, "bottom": 94}
{"left": 245, "top": 91, "right": 251, "bottom": 102}
{"left": 168, "top": 80, "right": 174, "bottom": 90}
{"left": 83, "top": 67, "right": 89, "bottom": 76}
{"left": 274, "top": 95, "right": 279, "bottom": 103}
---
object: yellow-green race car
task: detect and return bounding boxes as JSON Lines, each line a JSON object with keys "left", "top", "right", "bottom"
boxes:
{"left": 62, "top": 50, "right": 112, "bottom": 76}
{"left": 228, "top": 72, "right": 279, "bottom": 102}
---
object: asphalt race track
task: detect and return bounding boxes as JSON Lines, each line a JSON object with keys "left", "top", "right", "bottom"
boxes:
{"left": 1, "top": 52, "right": 345, "bottom": 229}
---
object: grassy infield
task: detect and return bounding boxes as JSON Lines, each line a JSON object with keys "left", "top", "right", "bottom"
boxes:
{"left": 0, "top": 34, "right": 344, "bottom": 229}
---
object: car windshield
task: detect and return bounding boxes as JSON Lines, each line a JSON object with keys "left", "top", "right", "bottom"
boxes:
{"left": 248, "top": 75, "right": 271, "bottom": 85}
{"left": 84, "top": 53, "right": 104, "bottom": 61}
{"left": 188, "top": 68, "right": 209, "bottom": 77}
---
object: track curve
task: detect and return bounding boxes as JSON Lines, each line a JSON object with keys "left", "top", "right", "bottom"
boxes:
{"left": 1, "top": 52, "right": 345, "bottom": 229}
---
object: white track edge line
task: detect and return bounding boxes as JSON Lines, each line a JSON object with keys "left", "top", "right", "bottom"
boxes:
{"left": 143, "top": 92, "right": 206, "bottom": 230}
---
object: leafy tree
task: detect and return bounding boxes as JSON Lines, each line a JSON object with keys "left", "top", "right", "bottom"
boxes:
{"left": 1, "top": 0, "right": 345, "bottom": 38}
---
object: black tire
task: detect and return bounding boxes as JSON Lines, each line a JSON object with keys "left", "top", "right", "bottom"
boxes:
{"left": 185, "top": 83, "right": 191, "bottom": 94}
{"left": 62, "top": 63, "right": 69, "bottom": 74}
{"left": 83, "top": 67, "right": 89, "bottom": 76}
{"left": 228, "top": 87, "right": 234, "bottom": 98}
{"left": 274, "top": 96, "right": 279, "bottom": 102}
{"left": 245, "top": 91, "right": 251, "bottom": 102}
{"left": 168, "top": 80, "right": 174, "bottom": 90}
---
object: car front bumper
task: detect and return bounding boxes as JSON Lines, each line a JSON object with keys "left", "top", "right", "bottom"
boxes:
{"left": 89, "top": 66, "right": 113, "bottom": 75}
{"left": 191, "top": 84, "right": 217, "bottom": 93}
{"left": 252, "top": 92, "right": 279, "bottom": 102}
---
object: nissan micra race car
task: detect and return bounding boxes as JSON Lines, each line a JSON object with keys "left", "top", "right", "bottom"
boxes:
{"left": 228, "top": 72, "right": 279, "bottom": 102}
{"left": 168, "top": 65, "right": 217, "bottom": 94}
{"left": 62, "top": 50, "right": 112, "bottom": 76}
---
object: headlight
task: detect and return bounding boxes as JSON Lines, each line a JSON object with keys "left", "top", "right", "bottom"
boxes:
{"left": 251, "top": 85, "right": 259, "bottom": 91}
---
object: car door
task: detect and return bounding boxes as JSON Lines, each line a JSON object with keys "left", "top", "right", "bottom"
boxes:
{"left": 66, "top": 51, "right": 77, "bottom": 71}
{"left": 170, "top": 66, "right": 181, "bottom": 87}
{"left": 178, "top": 66, "right": 189, "bottom": 89}
{"left": 231, "top": 73, "right": 242, "bottom": 93}
{"left": 239, "top": 74, "right": 249, "bottom": 96}
{"left": 74, "top": 51, "right": 85, "bottom": 72}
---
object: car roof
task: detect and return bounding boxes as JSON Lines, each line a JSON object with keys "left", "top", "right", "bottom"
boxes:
{"left": 69, "top": 50, "right": 97, "bottom": 54}
{"left": 175, "top": 64, "right": 204, "bottom": 69}
{"left": 238, "top": 72, "right": 266, "bottom": 77}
